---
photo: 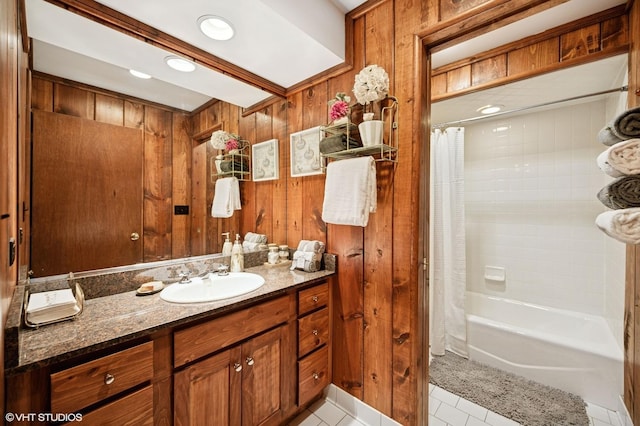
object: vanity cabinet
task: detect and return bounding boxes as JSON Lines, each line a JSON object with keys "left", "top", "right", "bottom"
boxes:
{"left": 174, "top": 325, "right": 289, "bottom": 426}
{"left": 296, "top": 282, "right": 330, "bottom": 407}
{"left": 172, "top": 294, "right": 296, "bottom": 425}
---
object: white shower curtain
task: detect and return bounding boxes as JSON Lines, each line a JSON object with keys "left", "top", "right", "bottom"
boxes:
{"left": 429, "top": 127, "right": 467, "bottom": 358}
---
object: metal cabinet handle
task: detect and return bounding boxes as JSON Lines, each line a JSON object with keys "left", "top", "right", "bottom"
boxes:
{"left": 130, "top": 232, "right": 140, "bottom": 241}
{"left": 312, "top": 329, "right": 319, "bottom": 336}
{"left": 233, "top": 362, "right": 242, "bottom": 372}
{"left": 312, "top": 372, "right": 320, "bottom": 381}
{"left": 311, "top": 296, "right": 319, "bottom": 303}
{"left": 104, "top": 373, "right": 115, "bottom": 385}
{"left": 246, "top": 357, "right": 254, "bottom": 366}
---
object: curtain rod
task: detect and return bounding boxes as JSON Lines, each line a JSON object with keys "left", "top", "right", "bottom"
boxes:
{"left": 431, "top": 85, "right": 629, "bottom": 129}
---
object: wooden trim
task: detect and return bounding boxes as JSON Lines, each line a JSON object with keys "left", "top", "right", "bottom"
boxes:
{"left": 241, "top": 95, "right": 284, "bottom": 118}
{"left": 430, "top": 6, "right": 629, "bottom": 101}
{"left": 42, "top": 0, "right": 286, "bottom": 97}
{"left": 433, "top": 5, "right": 627, "bottom": 74}
{"left": 419, "top": 0, "right": 566, "bottom": 49}
{"left": 18, "top": 0, "right": 29, "bottom": 53}
{"left": 431, "top": 46, "right": 629, "bottom": 102}
{"left": 192, "top": 123, "right": 222, "bottom": 143}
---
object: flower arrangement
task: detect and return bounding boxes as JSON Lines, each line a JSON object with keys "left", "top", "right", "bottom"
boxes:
{"left": 352, "top": 64, "right": 389, "bottom": 106}
{"left": 210, "top": 130, "right": 244, "bottom": 152}
{"left": 328, "top": 92, "right": 351, "bottom": 121}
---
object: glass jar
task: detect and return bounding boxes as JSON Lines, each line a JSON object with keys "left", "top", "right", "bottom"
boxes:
{"left": 278, "top": 245, "right": 289, "bottom": 261}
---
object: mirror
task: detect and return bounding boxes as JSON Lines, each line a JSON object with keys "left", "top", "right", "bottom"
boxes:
{"left": 25, "top": 1, "right": 281, "bottom": 277}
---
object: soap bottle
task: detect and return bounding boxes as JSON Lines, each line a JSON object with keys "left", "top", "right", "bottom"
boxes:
{"left": 221, "top": 232, "right": 233, "bottom": 257}
{"left": 230, "top": 234, "right": 244, "bottom": 272}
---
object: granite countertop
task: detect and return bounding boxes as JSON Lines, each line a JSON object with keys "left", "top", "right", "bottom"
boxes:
{"left": 5, "top": 263, "right": 334, "bottom": 374}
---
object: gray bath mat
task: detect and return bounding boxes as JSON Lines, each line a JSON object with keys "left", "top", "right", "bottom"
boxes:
{"left": 429, "top": 351, "right": 590, "bottom": 425}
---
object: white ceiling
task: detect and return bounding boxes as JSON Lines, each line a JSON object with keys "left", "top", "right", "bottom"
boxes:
{"left": 25, "top": 0, "right": 626, "bottom": 112}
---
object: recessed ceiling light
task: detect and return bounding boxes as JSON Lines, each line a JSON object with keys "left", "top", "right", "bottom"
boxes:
{"left": 164, "top": 55, "right": 196, "bottom": 72}
{"left": 198, "top": 15, "right": 235, "bottom": 41}
{"left": 477, "top": 104, "right": 503, "bottom": 114}
{"left": 129, "top": 69, "right": 151, "bottom": 79}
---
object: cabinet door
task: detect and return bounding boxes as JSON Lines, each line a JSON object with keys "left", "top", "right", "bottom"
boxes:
{"left": 241, "top": 326, "right": 288, "bottom": 426}
{"left": 174, "top": 346, "right": 242, "bottom": 426}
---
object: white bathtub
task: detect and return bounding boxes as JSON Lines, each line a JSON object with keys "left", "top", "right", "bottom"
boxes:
{"left": 465, "top": 291, "right": 623, "bottom": 410}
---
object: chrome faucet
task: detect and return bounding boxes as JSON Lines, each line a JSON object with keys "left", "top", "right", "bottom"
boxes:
{"left": 178, "top": 272, "right": 191, "bottom": 284}
{"left": 217, "top": 265, "right": 229, "bottom": 276}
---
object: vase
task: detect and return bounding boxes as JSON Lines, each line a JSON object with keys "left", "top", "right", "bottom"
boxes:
{"left": 359, "top": 120, "right": 384, "bottom": 147}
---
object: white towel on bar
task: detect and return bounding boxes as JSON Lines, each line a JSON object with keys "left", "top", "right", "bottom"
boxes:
{"left": 321, "top": 156, "right": 376, "bottom": 227}
{"left": 211, "top": 177, "right": 241, "bottom": 218}
{"left": 597, "top": 138, "right": 640, "bottom": 178}
{"left": 595, "top": 208, "right": 640, "bottom": 244}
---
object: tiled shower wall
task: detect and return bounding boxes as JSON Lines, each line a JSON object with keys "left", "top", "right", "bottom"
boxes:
{"left": 463, "top": 97, "right": 625, "bottom": 349}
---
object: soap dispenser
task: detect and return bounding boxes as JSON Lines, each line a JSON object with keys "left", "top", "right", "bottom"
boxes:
{"left": 221, "top": 232, "right": 233, "bottom": 257}
{"left": 230, "top": 234, "right": 244, "bottom": 272}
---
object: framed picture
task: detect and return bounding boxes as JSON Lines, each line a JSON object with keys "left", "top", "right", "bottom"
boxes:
{"left": 290, "top": 126, "right": 324, "bottom": 177}
{"left": 251, "top": 139, "right": 279, "bottom": 181}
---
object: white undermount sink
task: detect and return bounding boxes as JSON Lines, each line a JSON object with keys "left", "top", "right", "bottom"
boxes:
{"left": 159, "top": 272, "right": 265, "bottom": 304}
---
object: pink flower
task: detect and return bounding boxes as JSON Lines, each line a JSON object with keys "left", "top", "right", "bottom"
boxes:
{"left": 330, "top": 100, "right": 349, "bottom": 121}
{"left": 225, "top": 139, "right": 239, "bottom": 151}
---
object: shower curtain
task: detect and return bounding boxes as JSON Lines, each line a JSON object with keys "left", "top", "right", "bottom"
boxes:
{"left": 430, "top": 127, "right": 467, "bottom": 357}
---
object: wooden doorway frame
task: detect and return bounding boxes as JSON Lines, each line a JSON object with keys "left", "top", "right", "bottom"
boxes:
{"left": 415, "top": 2, "right": 635, "bottom": 423}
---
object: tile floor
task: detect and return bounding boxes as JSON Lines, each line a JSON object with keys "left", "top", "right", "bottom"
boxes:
{"left": 289, "top": 383, "right": 625, "bottom": 426}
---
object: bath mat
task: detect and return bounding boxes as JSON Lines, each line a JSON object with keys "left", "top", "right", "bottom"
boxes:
{"left": 429, "top": 351, "right": 590, "bottom": 426}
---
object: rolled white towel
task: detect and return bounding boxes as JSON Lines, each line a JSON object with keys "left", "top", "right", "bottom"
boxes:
{"left": 242, "top": 241, "right": 262, "bottom": 252}
{"left": 296, "top": 240, "right": 325, "bottom": 253}
{"left": 244, "top": 232, "right": 267, "bottom": 243}
{"left": 597, "top": 139, "right": 640, "bottom": 177}
{"left": 595, "top": 208, "right": 640, "bottom": 244}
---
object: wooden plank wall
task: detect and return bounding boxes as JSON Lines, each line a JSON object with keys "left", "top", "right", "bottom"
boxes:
{"left": 431, "top": 6, "right": 629, "bottom": 101}
{"left": 31, "top": 75, "right": 190, "bottom": 263}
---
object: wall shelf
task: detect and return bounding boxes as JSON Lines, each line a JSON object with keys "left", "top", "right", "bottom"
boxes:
{"left": 211, "top": 151, "right": 251, "bottom": 182}
{"left": 320, "top": 96, "right": 398, "bottom": 163}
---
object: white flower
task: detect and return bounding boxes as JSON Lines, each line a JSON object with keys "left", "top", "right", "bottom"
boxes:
{"left": 353, "top": 64, "right": 389, "bottom": 106}
{"left": 210, "top": 130, "right": 231, "bottom": 150}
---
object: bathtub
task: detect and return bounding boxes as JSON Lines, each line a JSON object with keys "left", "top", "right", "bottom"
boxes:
{"left": 465, "top": 291, "right": 623, "bottom": 410}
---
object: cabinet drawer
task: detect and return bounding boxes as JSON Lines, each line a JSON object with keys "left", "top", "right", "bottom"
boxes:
{"left": 298, "top": 346, "right": 329, "bottom": 407}
{"left": 65, "top": 385, "right": 154, "bottom": 426}
{"left": 51, "top": 341, "right": 154, "bottom": 414}
{"left": 298, "top": 307, "right": 329, "bottom": 358}
{"left": 298, "top": 282, "right": 328, "bottom": 315}
{"left": 174, "top": 295, "right": 293, "bottom": 367}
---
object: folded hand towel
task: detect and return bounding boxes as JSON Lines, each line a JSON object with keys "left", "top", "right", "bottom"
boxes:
{"left": 596, "top": 208, "right": 640, "bottom": 244}
{"left": 211, "top": 177, "right": 241, "bottom": 218}
{"left": 597, "top": 176, "right": 640, "bottom": 209}
{"left": 26, "top": 289, "right": 80, "bottom": 324}
{"left": 319, "top": 134, "right": 362, "bottom": 154}
{"left": 290, "top": 250, "right": 323, "bottom": 272}
{"left": 296, "top": 240, "right": 325, "bottom": 253}
{"left": 599, "top": 107, "right": 640, "bottom": 146}
{"left": 597, "top": 139, "right": 640, "bottom": 177}
{"left": 321, "top": 156, "right": 377, "bottom": 227}
{"left": 219, "top": 159, "right": 248, "bottom": 173}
